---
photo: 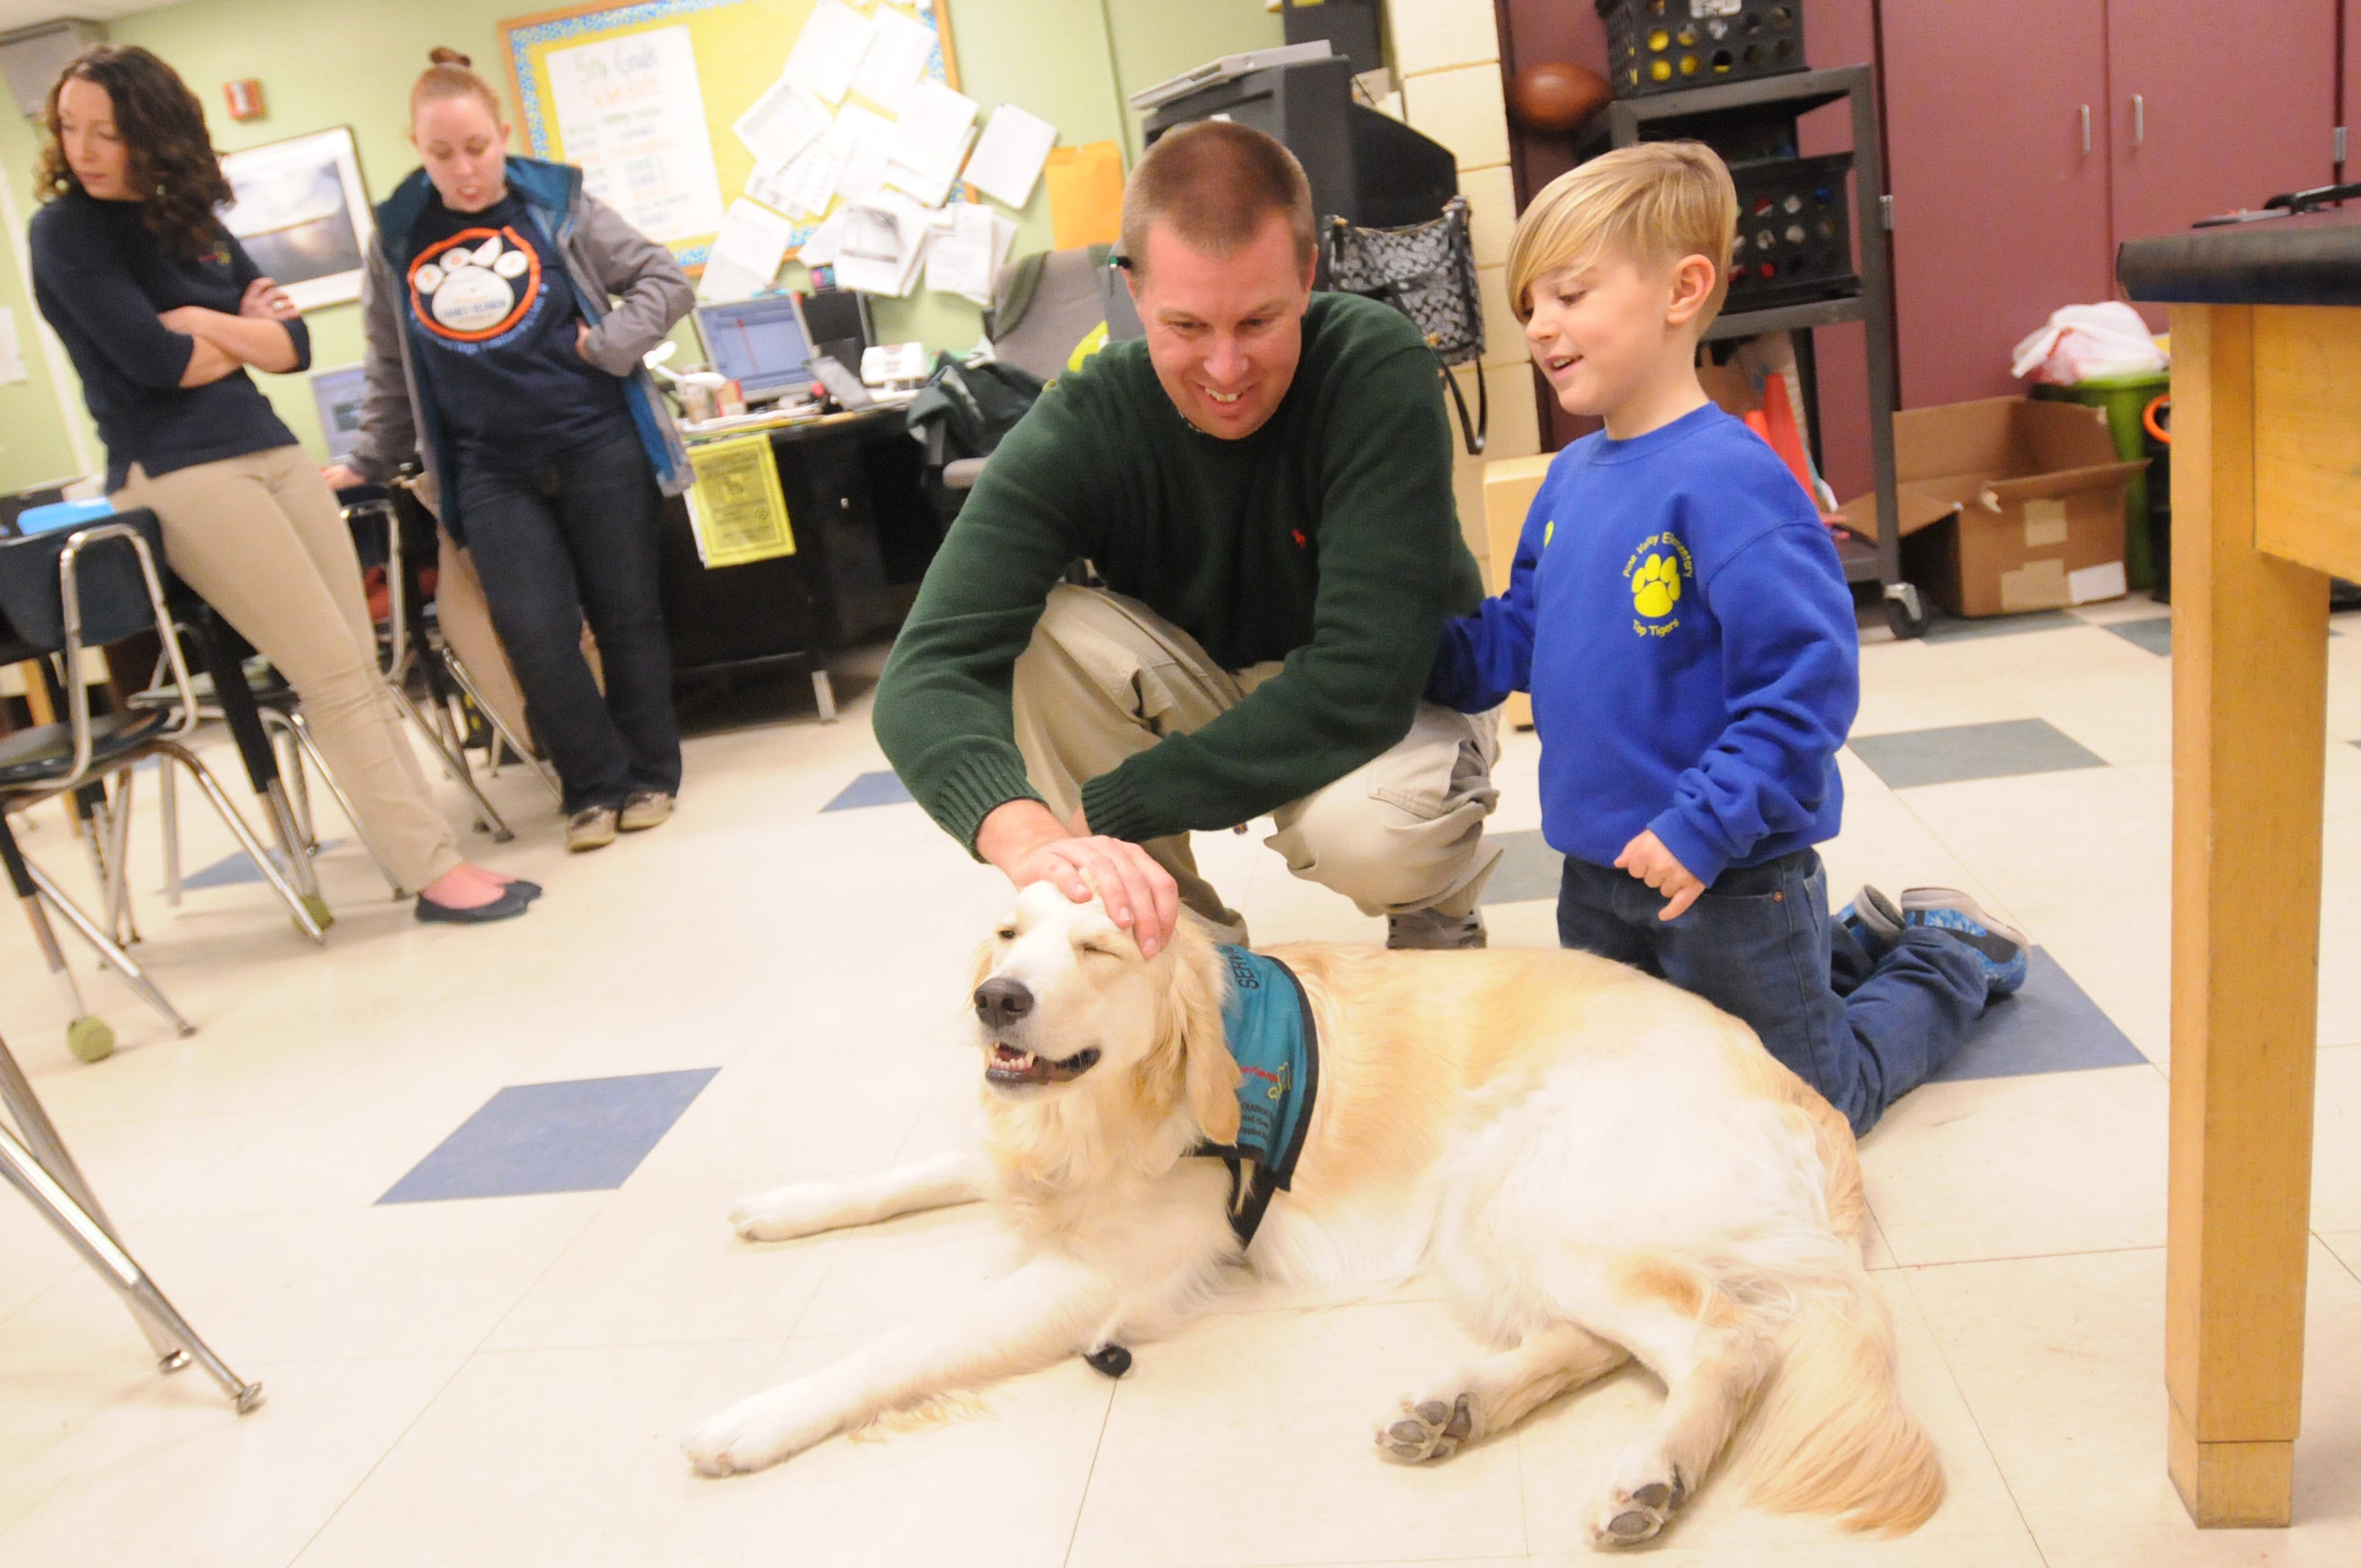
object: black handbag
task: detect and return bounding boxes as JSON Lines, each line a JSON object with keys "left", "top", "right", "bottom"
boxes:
{"left": 1327, "top": 196, "right": 1488, "bottom": 454}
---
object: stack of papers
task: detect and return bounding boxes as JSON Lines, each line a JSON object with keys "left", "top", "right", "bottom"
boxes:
{"left": 835, "top": 193, "right": 931, "bottom": 297}
{"left": 723, "top": 4, "right": 1065, "bottom": 309}
{"left": 925, "top": 202, "right": 1019, "bottom": 307}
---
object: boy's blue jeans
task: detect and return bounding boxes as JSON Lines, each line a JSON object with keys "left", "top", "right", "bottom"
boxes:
{"left": 1555, "top": 848, "right": 1986, "bottom": 1135}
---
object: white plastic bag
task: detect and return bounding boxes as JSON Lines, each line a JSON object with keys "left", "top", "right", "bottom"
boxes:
{"left": 2009, "top": 302, "right": 2168, "bottom": 384}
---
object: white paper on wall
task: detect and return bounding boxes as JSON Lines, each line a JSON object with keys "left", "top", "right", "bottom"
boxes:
{"left": 888, "top": 79, "right": 979, "bottom": 187}
{"left": 962, "top": 103, "right": 1057, "bottom": 209}
{"left": 781, "top": 0, "right": 874, "bottom": 104}
{"left": 849, "top": 5, "right": 933, "bottom": 112}
{"left": 733, "top": 78, "right": 830, "bottom": 169}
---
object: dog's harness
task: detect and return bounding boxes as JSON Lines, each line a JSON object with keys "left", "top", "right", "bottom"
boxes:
{"left": 1192, "top": 945, "right": 1321, "bottom": 1249}
{"left": 1084, "top": 945, "right": 1321, "bottom": 1382}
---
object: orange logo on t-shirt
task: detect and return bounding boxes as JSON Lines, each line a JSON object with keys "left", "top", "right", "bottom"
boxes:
{"left": 407, "top": 227, "right": 543, "bottom": 345}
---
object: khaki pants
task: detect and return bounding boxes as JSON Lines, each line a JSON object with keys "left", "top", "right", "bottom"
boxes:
{"left": 114, "top": 447, "right": 463, "bottom": 892}
{"left": 1013, "top": 585, "right": 1502, "bottom": 931}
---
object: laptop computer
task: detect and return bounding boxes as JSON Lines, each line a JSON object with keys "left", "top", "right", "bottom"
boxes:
{"left": 693, "top": 294, "right": 819, "bottom": 406}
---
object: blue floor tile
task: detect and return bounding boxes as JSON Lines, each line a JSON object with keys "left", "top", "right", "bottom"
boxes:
{"left": 2100, "top": 616, "right": 2173, "bottom": 656}
{"left": 822, "top": 770, "right": 913, "bottom": 811}
{"left": 1479, "top": 828, "right": 1562, "bottom": 906}
{"left": 1929, "top": 948, "right": 2148, "bottom": 1081}
{"left": 1849, "top": 717, "right": 2107, "bottom": 789}
{"left": 175, "top": 840, "right": 344, "bottom": 891}
{"left": 379, "top": 1069, "right": 719, "bottom": 1203}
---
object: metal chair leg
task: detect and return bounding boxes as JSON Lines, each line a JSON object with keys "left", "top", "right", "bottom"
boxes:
{"left": 23, "top": 858, "right": 197, "bottom": 1037}
{"left": 156, "top": 743, "right": 327, "bottom": 945}
{"left": 284, "top": 713, "right": 405, "bottom": 898}
{"left": 157, "top": 755, "right": 182, "bottom": 908}
{"left": 440, "top": 652, "right": 562, "bottom": 806}
{"left": 0, "top": 1045, "right": 260, "bottom": 1411}
{"left": 812, "top": 669, "right": 839, "bottom": 723}
{"left": 261, "top": 709, "right": 317, "bottom": 852}
{"left": 385, "top": 683, "right": 515, "bottom": 842}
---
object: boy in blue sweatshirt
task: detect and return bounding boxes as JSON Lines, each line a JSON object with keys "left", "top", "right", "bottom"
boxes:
{"left": 1427, "top": 144, "right": 2025, "bottom": 1133}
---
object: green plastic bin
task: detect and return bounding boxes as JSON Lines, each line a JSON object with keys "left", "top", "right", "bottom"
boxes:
{"left": 2032, "top": 369, "right": 2169, "bottom": 589}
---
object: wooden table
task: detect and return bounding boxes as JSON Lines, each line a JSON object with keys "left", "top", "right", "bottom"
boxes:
{"left": 2120, "top": 211, "right": 2361, "bottom": 1528}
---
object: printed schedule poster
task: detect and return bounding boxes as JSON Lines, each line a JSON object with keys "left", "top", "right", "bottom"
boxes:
{"left": 546, "top": 25, "right": 726, "bottom": 244}
{"left": 686, "top": 434, "right": 797, "bottom": 567}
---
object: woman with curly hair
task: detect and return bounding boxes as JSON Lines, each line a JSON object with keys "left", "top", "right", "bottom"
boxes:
{"left": 27, "top": 44, "right": 534, "bottom": 924}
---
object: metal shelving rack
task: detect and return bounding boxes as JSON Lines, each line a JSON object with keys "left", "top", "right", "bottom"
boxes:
{"left": 1604, "top": 63, "right": 1925, "bottom": 636}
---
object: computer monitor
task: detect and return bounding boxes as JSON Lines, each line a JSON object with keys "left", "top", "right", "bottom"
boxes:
{"left": 311, "top": 364, "right": 369, "bottom": 462}
{"left": 1141, "top": 56, "right": 1457, "bottom": 237}
{"left": 798, "top": 286, "right": 872, "bottom": 375}
{"left": 694, "top": 294, "right": 816, "bottom": 403}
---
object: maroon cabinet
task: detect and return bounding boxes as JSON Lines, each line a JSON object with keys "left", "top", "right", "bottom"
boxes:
{"left": 1884, "top": 0, "right": 2337, "bottom": 405}
{"left": 1882, "top": 0, "right": 2118, "bottom": 407}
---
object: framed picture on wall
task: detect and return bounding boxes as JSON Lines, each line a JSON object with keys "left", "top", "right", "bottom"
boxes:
{"left": 219, "top": 127, "right": 374, "bottom": 310}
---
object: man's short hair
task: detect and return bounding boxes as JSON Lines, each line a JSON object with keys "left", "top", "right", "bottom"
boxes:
{"left": 1120, "top": 120, "right": 1316, "bottom": 280}
{"left": 1506, "top": 142, "right": 1738, "bottom": 327}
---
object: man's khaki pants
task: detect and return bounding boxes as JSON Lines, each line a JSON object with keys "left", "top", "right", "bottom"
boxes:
{"left": 1012, "top": 585, "right": 1503, "bottom": 934}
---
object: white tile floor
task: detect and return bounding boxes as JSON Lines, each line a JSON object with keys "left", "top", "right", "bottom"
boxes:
{"left": 1, "top": 595, "right": 2359, "bottom": 1566}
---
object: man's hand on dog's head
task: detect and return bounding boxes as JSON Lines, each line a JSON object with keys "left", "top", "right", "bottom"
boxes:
{"left": 976, "top": 799, "right": 1180, "bottom": 957}
{"left": 1616, "top": 829, "right": 1704, "bottom": 922}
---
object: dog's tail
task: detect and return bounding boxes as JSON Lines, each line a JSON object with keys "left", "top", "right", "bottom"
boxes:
{"left": 1733, "top": 1260, "right": 1945, "bottom": 1534}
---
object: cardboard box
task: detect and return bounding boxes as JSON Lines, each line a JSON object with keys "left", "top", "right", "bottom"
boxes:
{"left": 1839, "top": 396, "right": 2147, "bottom": 617}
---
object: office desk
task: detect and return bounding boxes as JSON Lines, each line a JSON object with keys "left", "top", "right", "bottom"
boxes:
{"left": 662, "top": 404, "right": 935, "bottom": 716}
{"left": 2119, "top": 214, "right": 2361, "bottom": 1528}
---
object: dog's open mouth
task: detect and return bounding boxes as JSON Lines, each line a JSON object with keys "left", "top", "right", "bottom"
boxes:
{"left": 984, "top": 1042, "right": 1103, "bottom": 1087}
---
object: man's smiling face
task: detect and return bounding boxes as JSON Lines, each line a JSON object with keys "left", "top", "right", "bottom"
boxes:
{"left": 1128, "top": 214, "right": 1316, "bottom": 440}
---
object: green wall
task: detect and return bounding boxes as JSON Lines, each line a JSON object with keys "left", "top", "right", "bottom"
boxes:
{"left": 0, "top": 0, "right": 1279, "bottom": 493}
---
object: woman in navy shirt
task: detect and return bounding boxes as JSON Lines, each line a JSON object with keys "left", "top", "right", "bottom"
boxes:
{"left": 29, "top": 46, "right": 531, "bottom": 923}
{"left": 324, "top": 50, "right": 694, "bottom": 854}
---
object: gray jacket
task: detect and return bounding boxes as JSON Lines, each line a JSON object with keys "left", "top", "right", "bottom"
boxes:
{"left": 348, "top": 157, "right": 694, "bottom": 541}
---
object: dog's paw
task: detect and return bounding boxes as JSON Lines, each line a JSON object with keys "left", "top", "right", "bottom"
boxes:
{"left": 683, "top": 1387, "right": 835, "bottom": 1477}
{"left": 728, "top": 1183, "right": 843, "bottom": 1242}
{"left": 1587, "top": 1467, "right": 1688, "bottom": 1549}
{"left": 1374, "top": 1392, "right": 1473, "bottom": 1464}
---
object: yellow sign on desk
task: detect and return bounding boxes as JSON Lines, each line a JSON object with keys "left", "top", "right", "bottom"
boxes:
{"left": 683, "top": 434, "right": 795, "bottom": 567}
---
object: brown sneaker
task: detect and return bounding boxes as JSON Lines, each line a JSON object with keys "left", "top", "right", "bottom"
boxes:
{"left": 620, "top": 790, "right": 674, "bottom": 832}
{"left": 566, "top": 805, "right": 619, "bottom": 852}
{"left": 1385, "top": 907, "right": 1488, "bottom": 950}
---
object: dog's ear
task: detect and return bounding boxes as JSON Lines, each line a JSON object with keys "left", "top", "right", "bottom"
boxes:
{"left": 1162, "top": 923, "right": 1240, "bottom": 1144}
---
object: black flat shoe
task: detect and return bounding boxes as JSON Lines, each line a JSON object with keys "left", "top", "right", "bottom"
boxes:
{"left": 415, "top": 886, "right": 534, "bottom": 925}
{"left": 501, "top": 878, "right": 543, "bottom": 901}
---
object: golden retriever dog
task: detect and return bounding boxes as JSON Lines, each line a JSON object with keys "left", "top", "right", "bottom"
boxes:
{"left": 684, "top": 882, "right": 1943, "bottom": 1547}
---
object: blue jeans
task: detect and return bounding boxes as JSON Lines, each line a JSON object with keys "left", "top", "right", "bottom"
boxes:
{"left": 455, "top": 437, "right": 682, "bottom": 814}
{"left": 1555, "top": 849, "right": 1985, "bottom": 1134}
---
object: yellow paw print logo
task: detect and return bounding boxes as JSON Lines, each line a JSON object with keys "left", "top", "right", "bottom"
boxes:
{"left": 1631, "top": 552, "right": 1682, "bottom": 618}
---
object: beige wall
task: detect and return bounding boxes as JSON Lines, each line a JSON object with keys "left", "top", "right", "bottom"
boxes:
{"left": 1387, "top": 0, "right": 1539, "bottom": 581}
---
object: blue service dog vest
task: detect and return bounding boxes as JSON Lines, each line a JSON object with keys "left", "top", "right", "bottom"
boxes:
{"left": 1194, "top": 945, "right": 1320, "bottom": 1248}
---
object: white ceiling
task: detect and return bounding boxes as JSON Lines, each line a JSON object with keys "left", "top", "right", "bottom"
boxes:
{"left": 0, "top": 2, "right": 179, "bottom": 37}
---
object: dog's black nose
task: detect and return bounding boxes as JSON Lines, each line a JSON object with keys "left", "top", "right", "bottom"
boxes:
{"left": 974, "top": 977, "right": 1034, "bottom": 1028}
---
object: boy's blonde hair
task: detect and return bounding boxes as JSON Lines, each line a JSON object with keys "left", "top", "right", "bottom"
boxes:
{"left": 1506, "top": 142, "right": 1738, "bottom": 328}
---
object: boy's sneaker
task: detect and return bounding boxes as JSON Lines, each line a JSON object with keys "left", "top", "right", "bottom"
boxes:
{"left": 1835, "top": 885, "right": 1906, "bottom": 957}
{"left": 1898, "top": 888, "right": 2030, "bottom": 998}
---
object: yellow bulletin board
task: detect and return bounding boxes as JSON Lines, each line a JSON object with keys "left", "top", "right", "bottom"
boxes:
{"left": 498, "top": 0, "right": 960, "bottom": 272}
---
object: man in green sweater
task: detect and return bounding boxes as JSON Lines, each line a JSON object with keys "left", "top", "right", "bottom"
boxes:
{"left": 875, "top": 120, "right": 1500, "bottom": 956}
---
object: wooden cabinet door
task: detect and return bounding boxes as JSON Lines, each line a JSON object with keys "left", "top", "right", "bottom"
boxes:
{"left": 2108, "top": 0, "right": 2338, "bottom": 327}
{"left": 1881, "top": 0, "right": 2114, "bottom": 407}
